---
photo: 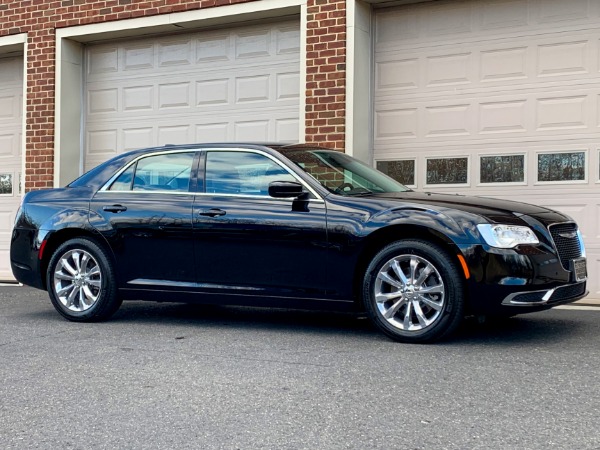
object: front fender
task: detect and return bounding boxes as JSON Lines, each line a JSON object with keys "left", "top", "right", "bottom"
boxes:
{"left": 366, "top": 206, "right": 479, "bottom": 246}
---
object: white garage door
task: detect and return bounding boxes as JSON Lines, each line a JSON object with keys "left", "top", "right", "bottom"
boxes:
{"left": 374, "top": 0, "right": 600, "bottom": 297}
{"left": 84, "top": 20, "right": 301, "bottom": 171}
{"left": 0, "top": 56, "right": 23, "bottom": 281}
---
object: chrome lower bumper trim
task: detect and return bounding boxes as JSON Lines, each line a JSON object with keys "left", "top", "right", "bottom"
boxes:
{"left": 501, "top": 282, "right": 587, "bottom": 306}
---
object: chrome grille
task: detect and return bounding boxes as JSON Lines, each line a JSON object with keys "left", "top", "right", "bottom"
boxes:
{"left": 549, "top": 223, "right": 582, "bottom": 270}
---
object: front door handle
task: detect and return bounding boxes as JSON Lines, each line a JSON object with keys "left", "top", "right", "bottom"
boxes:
{"left": 198, "top": 208, "right": 226, "bottom": 217}
{"left": 103, "top": 204, "right": 128, "bottom": 213}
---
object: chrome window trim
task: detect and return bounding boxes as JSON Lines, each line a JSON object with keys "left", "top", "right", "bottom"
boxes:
{"left": 193, "top": 192, "right": 325, "bottom": 203}
{"left": 95, "top": 189, "right": 324, "bottom": 203}
{"left": 98, "top": 147, "right": 324, "bottom": 201}
{"left": 96, "top": 190, "right": 196, "bottom": 196}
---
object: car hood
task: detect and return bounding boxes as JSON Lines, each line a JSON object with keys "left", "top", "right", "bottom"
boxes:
{"left": 366, "top": 191, "right": 571, "bottom": 226}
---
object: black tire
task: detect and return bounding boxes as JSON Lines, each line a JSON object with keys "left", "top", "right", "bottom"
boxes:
{"left": 363, "top": 239, "right": 464, "bottom": 343}
{"left": 46, "top": 237, "right": 122, "bottom": 322}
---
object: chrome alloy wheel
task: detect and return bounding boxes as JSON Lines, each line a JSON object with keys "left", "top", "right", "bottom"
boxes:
{"left": 374, "top": 254, "right": 445, "bottom": 331}
{"left": 53, "top": 249, "right": 102, "bottom": 312}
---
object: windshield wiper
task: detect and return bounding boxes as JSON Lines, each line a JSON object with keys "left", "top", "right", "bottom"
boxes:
{"left": 345, "top": 189, "right": 374, "bottom": 196}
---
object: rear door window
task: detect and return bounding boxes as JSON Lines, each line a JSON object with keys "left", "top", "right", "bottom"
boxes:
{"left": 109, "top": 152, "right": 195, "bottom": 192}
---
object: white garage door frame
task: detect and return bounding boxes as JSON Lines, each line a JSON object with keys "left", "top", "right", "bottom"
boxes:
{"left": 0, "top": 33, "right": 28, "bottom": 281}
{"left": 54, "top": 0, "right": 307, "bottom": 187}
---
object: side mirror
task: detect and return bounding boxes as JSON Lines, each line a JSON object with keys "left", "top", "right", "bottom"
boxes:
{"left": 268, "top": 181, "right": 304, "bottom": 198}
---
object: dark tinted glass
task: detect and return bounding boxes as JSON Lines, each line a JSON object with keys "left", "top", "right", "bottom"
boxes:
{"left": 205, "top": 151, "right": 296, "bottom": 196}
{"left": 284, "top": 149, "right": 410, "bottom": 195}
{"left": 109, "top": 152, "right": 194, "bottom": 192}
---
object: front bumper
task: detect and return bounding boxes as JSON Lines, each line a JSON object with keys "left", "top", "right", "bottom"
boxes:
{"left": 460, "top": 243, "right": 588, "bottom": 315}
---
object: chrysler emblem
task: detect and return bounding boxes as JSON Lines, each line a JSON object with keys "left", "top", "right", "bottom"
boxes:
{"left": 558, "top": 231, "right": 577, "bottom": 239}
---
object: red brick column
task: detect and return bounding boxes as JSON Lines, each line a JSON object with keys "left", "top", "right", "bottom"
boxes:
{"left": 305, "top": 0, "right": 346, "bottom": 151}
{"left": 26, "top": 27, "right": 56, "bottom": 190}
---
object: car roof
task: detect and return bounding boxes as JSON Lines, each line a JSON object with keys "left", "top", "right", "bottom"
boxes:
{"left": 121, "top": 142, "right": 333, "bottom": 156}
{"left": 68, "top": 142, "right": 334, "bottom": 190}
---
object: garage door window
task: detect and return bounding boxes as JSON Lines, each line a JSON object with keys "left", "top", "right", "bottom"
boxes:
{"left": 426, "top": 157, "right": 469, "bottom": 186}
{"left": 376, "top": 160, "right": 415, "bottom": 187}
{"left": 480, "top": 155, "right": 525, "bottom": 184}
{"left": 537, "top": 152, "right": 586, "bottom": 183}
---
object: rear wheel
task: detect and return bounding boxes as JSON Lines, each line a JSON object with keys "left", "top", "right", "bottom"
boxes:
{"left": 47, "top": 238, "right": 121, "bottom": 322}
{"left": 363, "top": 240, "right": 464, "bottom": 343}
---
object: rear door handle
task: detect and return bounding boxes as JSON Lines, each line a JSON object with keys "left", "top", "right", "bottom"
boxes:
{"left": 103, "top": 204, "right": 128, "bottom": 213}
{"left": 198, "top": 208, "right": 226, "bottom": 217}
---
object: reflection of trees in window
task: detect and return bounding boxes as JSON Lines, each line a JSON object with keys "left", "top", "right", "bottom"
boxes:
{"left": 206, "top": 151, "right": 295, "bottom": 195}
{"left": 0, "top": 174, "right": 12, "bottom": 195}
{"left": 426, "top": 158, "right": 468, "bottom": 185}
{"left": 538, "top": 152, "right": 585, "bottom": 182}
{"left": 377, "top": 160, "right": 415, "bottom": 186}
{"left": 480, "top": 155, "right": 524, "bottom": 183}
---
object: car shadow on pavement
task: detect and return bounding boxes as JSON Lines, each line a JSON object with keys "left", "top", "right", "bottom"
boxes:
{"left": 97, "top": 301, "right": 586, "bottom": 345}
{"left": 13, "top": 287, "right": 587, "bottom": 345}
{"left": 113, "top": 301, "right": 379, "bottom": 339}
{"left": 452, "top": 314, "right": 582, "bottom": 345}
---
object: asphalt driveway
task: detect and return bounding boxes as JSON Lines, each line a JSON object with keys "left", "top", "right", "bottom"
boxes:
{"left": 1, "top": 286, "right": 599, "bottom": 449}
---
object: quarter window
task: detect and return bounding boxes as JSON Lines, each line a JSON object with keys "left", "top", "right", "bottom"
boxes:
{"left": 205, "top": 151, "right": 297, "bottom": 196}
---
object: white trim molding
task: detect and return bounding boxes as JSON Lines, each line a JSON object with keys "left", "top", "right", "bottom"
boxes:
{"left": 346, "top": 0, "right": 372, "bottom": 161}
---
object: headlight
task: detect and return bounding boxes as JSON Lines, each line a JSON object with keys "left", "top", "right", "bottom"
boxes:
{"left": 477, "top": 224, "right": 539, "bottom": 248}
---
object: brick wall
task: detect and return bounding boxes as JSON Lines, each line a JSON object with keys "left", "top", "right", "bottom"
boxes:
{"left": 305, "top": 0, "right": 346, "bottom": 151}
{"left": 0, "top": 0, "right": 347, "bottom": 190}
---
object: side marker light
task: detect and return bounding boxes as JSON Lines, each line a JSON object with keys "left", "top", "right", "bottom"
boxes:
{"left": 457, "top": 254, "right": 470, "bottom": 280}
{"left": 38, "top": 240, "right": 47, "bottom": 260}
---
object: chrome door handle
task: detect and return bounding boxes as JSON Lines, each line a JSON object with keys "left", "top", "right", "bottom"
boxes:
{"left": 103, "top": 204, "right": 127, "bottom": 213}
{"left": 198, "top": 209, "right": 226, "bottom": 217}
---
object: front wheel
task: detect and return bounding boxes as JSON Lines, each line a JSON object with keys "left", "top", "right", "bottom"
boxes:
{"left": 47, "top": 238, "right": 122, "bottom": 322}
{"left": 363, "top": 240, "right": 464, "bottom": 343}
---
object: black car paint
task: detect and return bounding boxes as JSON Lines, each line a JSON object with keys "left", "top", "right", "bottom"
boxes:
{"left": 10, "top": 143, "right": 586, "bottom": 316}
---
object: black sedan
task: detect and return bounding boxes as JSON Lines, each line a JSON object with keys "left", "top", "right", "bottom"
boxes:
{"left": 10, "top": 143, "right": 588, "bottom": 343}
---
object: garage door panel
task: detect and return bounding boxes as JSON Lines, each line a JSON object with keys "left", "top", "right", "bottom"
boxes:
{"left": 375, "top": 87, "right": 600, "bottom": 148}
{"left": 85, "top": 20, "right": 300, "bottom": 171}
{"left": 122, "top": 127, "right": 154, "bottom": 152}
{"left": 0, "top": 56, "right": 22, "bottom": 281}
{"left": 376, "top": 30, "right": 600, "bottom": 98}
{"left": 87, "top": 24, "right": 300, "bottom": 81}
{"left": 377, "top": 0, "right": 600, "bottom": 51}
{"left": 536, "top": 0, "right": 591, "bottom": 24}
{"left": 591, "top": 257, "right": 600, "bottom": 296}
{"left": 0, "top": 57, "right": 22, "bottom": 85}
{"left": 0, "top": 134, "right": 20, "bottom": 159}
{"left": 87, "top": 70, "right": 299, "bottom": 117}
{"left": 0, "top": 94, "right": 20, "bottom": 121}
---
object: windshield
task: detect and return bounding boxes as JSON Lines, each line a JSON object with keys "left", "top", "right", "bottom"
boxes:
{"left": 282, "top": 149, "right": 410, "bottom": 196}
